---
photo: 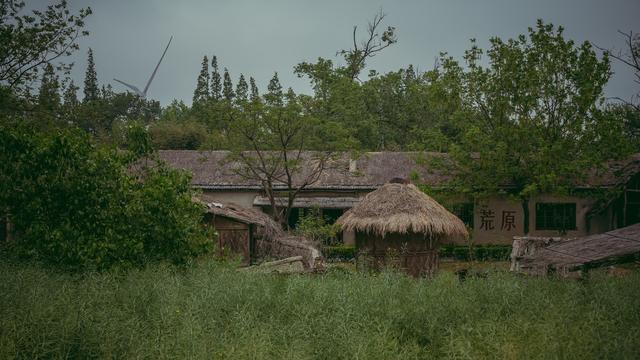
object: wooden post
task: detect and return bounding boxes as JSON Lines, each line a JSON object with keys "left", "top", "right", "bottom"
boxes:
{"left": 248, "top": 224, "right": 255, "bottom": 265}
{"left": 623, "top": 190, "right": 628, "bottom": 227}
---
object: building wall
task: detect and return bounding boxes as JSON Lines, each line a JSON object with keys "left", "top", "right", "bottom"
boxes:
{"left": 199, "top": 190, "right": 260, "bottom": 209}
{"left": 468, "top": 194, "right": 609, "bottom": 245}
{"left": 198, "top": 189, "right": 614, "bottom": 246}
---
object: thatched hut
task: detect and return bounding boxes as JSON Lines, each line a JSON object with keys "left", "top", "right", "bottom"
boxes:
{"left": 201, "top": 201, "right": 284, "bottom": 265}
{"left": 337, "top": 179, "right": 468, "bottom": 277}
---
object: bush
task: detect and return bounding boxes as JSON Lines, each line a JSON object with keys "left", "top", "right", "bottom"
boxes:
{"left": 294, "top": 207, "right": 341, "bottom": 245}
{"left": 323, "top": 245, "right": 357, "bottom": 261}
{"left": 0, "top": 124, "right": 213, "bottom": 270}
{"left": 147, "top": 120, "right": 209, "bottom": 149}
{"left": 439, "top": 245, "right": 512, "bottom": 261}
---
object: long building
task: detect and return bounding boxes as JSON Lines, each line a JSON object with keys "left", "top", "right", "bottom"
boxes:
{"left": 159, "top": 150, "right": 640, "bottom": 245}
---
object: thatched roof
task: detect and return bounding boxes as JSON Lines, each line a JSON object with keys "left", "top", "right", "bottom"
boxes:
{"left": 336, "top": 182, "right": 469, "bottom": 239}
{"left": 197, "top": 199, "right": 284, "bottom": 241}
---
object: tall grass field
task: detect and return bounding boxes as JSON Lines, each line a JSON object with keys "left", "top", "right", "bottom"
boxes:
{"left": 1, "top": 261, "right": 639, "bottom": 359}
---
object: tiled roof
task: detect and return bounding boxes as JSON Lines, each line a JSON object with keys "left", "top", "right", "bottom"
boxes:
{"left": 158, "top": 150, "right": 640, "bottom": 190}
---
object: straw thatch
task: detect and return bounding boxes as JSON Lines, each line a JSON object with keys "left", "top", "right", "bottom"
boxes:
{"left": 200, "top": 201, "right": 284, "bottom": 242}
{"left": 337, "top": 182, "right": 469, "bottom": 239}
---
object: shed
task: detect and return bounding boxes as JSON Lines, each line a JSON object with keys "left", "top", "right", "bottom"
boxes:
{"left": 515, "top": 223, "right": 640, "bottom": 275}
{"left": 202, "top": 201, "right": 283, "bottom": 265}
{"left": 336, "top": 179, "right": 468, "bottom": 277}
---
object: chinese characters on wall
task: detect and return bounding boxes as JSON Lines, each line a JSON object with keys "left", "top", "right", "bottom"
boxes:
{"left": 479, "top": 208, "right": 517, "bottom": 231}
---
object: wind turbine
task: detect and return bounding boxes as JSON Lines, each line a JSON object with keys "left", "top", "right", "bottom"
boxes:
{"left": 113, "top": 36, "right": 173, "bottom": 98}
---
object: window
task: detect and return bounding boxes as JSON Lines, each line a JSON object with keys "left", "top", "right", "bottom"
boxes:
{"left": 452, "top": 203, "right": 474, "bottom": 229}
{"left": 322, "top": 209, "right": 344, "bottom": 225}
{"left": 535, "top": 203, "right": 576, "bottom": 231}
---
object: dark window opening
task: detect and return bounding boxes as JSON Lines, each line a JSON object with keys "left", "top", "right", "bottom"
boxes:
{"left": 535, "top": 203, "right": 576, "bottom": 231}
{"left": 452, "top": 203, "right": 474, "bottom": 229}
{"left": 288, "top": 208, "right": 305, "bottom": 230}
{"left": 322, "top": 208, "right": 344, "bottom": 225}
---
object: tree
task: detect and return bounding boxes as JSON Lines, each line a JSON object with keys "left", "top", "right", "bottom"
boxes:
{"left": 193, "top": 55, "right": 210, "bottom": 104}
{"left": 210, "top": 56, "right": 222, "bottom": 101}
{"left": 222, "top": 68, "right": 234, "bottom": 101}
{"left": 292, "top": 12, "right": 398, "bottom": 151}
{"left": 0, "top": 0, "right": 91, "bottom": 94}
{"left": 63, "top": 80, "right": 79, "bottom": 108}
{"left": 37, "top": 63, "right": 61, "bottom": 113}
{"left": 446, "top": 20, "right": 620, "bottom": 234}
{"left": 227, "top": 83, "right": 339, "bottom": 227}
{"left": 338, "top": 10, "right": 397, "bottom": 81}
{"left": 83, "top": 48, "right": 99, "bottom": 102}
{"left": 249, "top": 76, "right": 259, "bottom": 101}
{"left": 0, "top": 123, "right": 213, "bottom": 270}
{"left": 599, "top": 30, "right": 640, "bottom": 112}
{"left": 236, "top": 74, "right": 248, "bottom": 102}
{"left": 265, "top": 72, "right": 283, "bottom": 106}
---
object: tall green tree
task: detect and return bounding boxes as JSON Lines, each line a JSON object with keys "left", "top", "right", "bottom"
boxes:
{"left": 265, "top": 72, "right": 283, "bottom": 106}
{"left": 447, "top": 20, "right": 619, "bottom": 234}
{"left": 249, "top": 76, "right": 259, "bottom": 101}
{"left": 193, "top": 55, "right": 210, "bottom": 104}
{"left": 210, "top": 56, "right": 222, "bottom": 101}
{"left": 222, "top": 68, "right": 234, "bottom": 101}
{"left": 83, "top": 48, "right": 99, "bottom": 102}
{"left": 37, "top": 63, "right": 61, "bottom": 113}
{"left": 63, "top": 80, "right": 79, "bottom": 108}
{"left": 236, "top": 74, "right": 248, "bottom": 102}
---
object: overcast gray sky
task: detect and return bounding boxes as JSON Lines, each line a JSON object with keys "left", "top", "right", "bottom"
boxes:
{"left": 36, "top": 0, "right": 640, "bottom": 106}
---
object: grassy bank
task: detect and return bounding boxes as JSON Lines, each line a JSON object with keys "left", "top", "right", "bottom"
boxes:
{"left": 1, "top": 261, "right": 639, "bottom": 359}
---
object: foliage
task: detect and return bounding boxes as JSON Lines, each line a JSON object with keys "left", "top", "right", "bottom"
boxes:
{"left": 226, "top": 74, "right": 341, "bottom": 227}
{"left": 83, "top": 48, "right": 99, "bottom": 102}
{"left": 600, "top": 30, "right": 640, "bottom": 112}
{"left": 147, "top": 119, "right": 209, "bottom": 150}
{"left": 439, "top": 245, "right": 512, "bottom": 261}
{"left": 294, "top": 207, "right": 341, "bottom": 245}
{"left": 434, "top": 20, "right": 631, "bottom": 233}
{"left": 323, "top": 245, "right": 357, "bottom": 261}
{"left": 0, "top": 123, "right": 213, "bottom": 270}
{"left": 192, "top": 55, "right": 210, "bottom": 104}
{"left": 210, "top": 55, "right": 222, "bottom": 100}
{"left": 0, "top": 0, "right": 91, "bottom": 94}
{"left": 1, "top": 260, "right": 639, "bottom": 359}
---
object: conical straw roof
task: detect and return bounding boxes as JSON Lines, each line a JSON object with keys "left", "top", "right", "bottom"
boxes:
{"left": 337, "top": 182, "right": 469, "bottom": 239}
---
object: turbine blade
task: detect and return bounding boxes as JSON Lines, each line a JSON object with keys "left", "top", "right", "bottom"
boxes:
{"left": 143, "top": 35, "right": 173, "bottom": 96}
{"left": 113, "top": 78, "right": 143, "bottom": 96}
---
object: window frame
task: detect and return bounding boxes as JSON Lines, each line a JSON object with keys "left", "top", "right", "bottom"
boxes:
{"left": 535, "top": 202, "right": 577, "bottom": 231}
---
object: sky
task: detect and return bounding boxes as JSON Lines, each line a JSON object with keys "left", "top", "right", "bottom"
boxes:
{"left": 33, "top": 0, "right": 640, "bottom": 106}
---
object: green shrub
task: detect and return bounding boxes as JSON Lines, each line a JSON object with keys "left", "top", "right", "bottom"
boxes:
{"left": 0, "top": 124, "right": 213, "bottom": 270}
{"left": 323, "top": 245, "right": 357, "bottom": 261}
{"left": 439, "top": 245, "right": 512, "bottom": 261}
{"left": 294, "top": 207, "right": 341, "bottom": 245}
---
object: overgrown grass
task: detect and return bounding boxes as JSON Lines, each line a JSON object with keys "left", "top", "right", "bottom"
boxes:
{"left": 1, "top": 261, "right": 639, "bottom": 359}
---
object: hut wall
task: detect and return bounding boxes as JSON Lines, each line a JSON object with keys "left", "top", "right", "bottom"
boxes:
{"left": 356, "top": 232, "right": 440, "bottom": 277}
{"left": 213, "top": 217, "right": 251, "bottom": 265}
